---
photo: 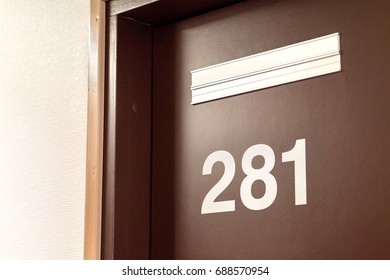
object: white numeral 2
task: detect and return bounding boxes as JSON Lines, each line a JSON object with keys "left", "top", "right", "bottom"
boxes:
{"left": 202, "top": 151, "right": 235, "bottom": 214}
{"left": 202, "top": 139, "right": 307, "bottom": 214}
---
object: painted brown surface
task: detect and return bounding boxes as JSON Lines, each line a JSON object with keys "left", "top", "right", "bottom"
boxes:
{"left": 102, "top": 0, "right": 241, "bottom": 260}
{"left": 102, "top": 15, "right": 153, "bottom": 260}
{"left": 118, "top": 0, "right": 243, "bottom": 26}
{"left": 151, "top": 0, "right": 390, "bottom": 259}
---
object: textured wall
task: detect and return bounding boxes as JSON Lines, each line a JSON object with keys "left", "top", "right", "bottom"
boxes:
{"left": 0, "top": 1, "right": 89, "bottom": 259}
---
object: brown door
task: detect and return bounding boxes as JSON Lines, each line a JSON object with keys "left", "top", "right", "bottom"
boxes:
{"left": 150, "top": 0, "right": 390, "bottom": 259}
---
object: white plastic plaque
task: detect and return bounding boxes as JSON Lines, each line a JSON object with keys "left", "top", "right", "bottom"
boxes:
{"left": 191, "top": 33, "right": 341, "bottom": 104}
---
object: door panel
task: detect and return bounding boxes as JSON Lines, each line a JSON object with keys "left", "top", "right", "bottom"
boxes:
{"left": 151, "top": 0, "right": 390, "bottom": 259}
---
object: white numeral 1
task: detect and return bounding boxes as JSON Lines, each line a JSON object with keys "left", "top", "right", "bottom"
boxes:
{"left": 282, "top": 139, "right": 307, "bottom": 205}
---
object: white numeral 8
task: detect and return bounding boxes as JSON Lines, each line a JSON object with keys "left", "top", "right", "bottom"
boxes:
{"left": 240, "top": 144, "right": 277, "bottom": 210}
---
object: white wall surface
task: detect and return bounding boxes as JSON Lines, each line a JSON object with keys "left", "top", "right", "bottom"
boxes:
{"left": 0, "top": 0, "right": 89, "bottom": 259}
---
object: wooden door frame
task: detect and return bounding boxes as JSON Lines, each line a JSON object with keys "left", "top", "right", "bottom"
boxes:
{"left": 84, "top": 0, "right": 107, "bottom": 260}
{"left": 85, "top": 0, "right": 242, "bottom": 260}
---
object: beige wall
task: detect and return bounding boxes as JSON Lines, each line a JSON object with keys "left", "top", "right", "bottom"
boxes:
{"left": 0, "top": 1, "right": 89, "bottom": 259}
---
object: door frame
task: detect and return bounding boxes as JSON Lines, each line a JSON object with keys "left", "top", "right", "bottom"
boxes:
{"left": 84, "top": 0, "right": 107, "bottom": 260}
{"left": 85, "top": 0, "right": 242, "bottom": 260}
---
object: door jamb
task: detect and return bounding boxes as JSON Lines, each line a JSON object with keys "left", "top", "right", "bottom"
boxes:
{"left": 85, "top": 0, "right": 158, "bottom": 261}
{"left": 85, "top": 0, "right": 242, "bottom": 260}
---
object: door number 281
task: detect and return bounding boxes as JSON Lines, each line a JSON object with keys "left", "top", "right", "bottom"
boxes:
{"left": 202, "top": 139, "right": 307, "bottom": 214}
